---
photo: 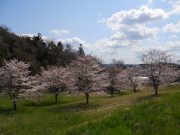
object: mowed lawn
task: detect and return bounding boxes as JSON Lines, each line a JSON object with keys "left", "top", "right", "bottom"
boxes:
{"left": 0, "top": 85, "right": 180, "bottom": 135}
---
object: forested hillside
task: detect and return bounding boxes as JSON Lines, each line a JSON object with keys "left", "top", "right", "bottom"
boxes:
{"left": 0, "top": 26, "right": 79, "bottom": 74}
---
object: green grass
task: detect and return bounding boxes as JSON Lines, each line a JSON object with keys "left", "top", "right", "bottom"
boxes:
{"left": 0, "top": 85, "right": 180, "bottom": 135}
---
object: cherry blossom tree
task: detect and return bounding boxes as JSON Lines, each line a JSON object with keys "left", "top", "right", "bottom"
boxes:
{"left": 142, "top": 49, "right": 177, "bottom": 95}
{"left": 113, "top": 66, "right": 146, "bottom": 93}
{"left": 69, "top": 56, "right": 109, "bottom": 104}
{"left": 20, "top": 75, "right": 44, "bottom": 101}
{"left": 38, "top": 66, "right": 75, "bottom": 104}
{"left": 125, "top": 67, "right": 140, "bottom": 93}
{"left": 107, "top": 66, "right": 122, "bottom": 96}
{"left": 0, "top": 59, "right": 32, "bottom": 110}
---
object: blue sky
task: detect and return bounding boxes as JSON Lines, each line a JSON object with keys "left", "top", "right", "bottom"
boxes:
{"left": 1, "top": 0, "right": 180, "bottom": 64}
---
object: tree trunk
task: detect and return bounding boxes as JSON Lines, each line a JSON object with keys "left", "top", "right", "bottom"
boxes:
{"left": 12, "top": 98, "right": 16, "bottom": 110}
{"left": 154, "top": 86, "right": 158, "bottom": 96}
{"left": 85, "top": 93, "right": 89, "bottom": 104}
{"left": 153, "top": 84, "right": 158, "bottom": 96}
{"left": 152, "top": 79, "right": 158, "bottom": 96}
{"left": 111, "top": 89, "right": 114, "bottom": 97}
{"left": 133, "top": 85, "right": 136, "bottom": 93}
{"left": 155, "top": 88, "right": 158, "bottom": 96}
{"left": 55, "top": 94, "right": 58, "bottom": 104}
{"left": 118, "top": 89, "right": 121, "bottom": 93}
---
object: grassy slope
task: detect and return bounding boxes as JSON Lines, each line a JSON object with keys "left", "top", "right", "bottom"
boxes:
{"left": 0, "top": 85, "right": 180, "bottom": 135}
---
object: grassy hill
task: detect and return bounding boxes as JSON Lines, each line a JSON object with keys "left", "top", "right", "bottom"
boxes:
{"left": 0, "top": 85, "right": 180, "bottom": 135}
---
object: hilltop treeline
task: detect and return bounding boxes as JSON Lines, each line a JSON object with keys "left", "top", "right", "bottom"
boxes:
{"left": 0, "top": 26, "right": 79, "bottom": 74}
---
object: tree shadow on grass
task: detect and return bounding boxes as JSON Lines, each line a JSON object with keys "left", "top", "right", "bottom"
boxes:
{"left": 0, "top": 107, "right": 15, "bottom": 116}
{"left": 117, "top": 91, "right": 132, "bottom": 96}
{"left": 51, "top": 102, "right": 100, "bottom": 112}
{"left": 105, "top": 91, "right": 132, "bottom": 98}
{"left": 23, "top": 101, "right": 58, "bottom": 107}
{"left": 135, "top": 93, "right": 164, "bottom": 103}
{"left": 23, "top": 97, "right": 73, "bottom": 107}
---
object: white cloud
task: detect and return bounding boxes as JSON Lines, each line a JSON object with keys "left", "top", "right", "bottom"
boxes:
{"left": 51, "top": 4, "right": 179, "bottom": 64}
{"left": 133, "top": 39, "right": 180, "bottom": 56}
{"left": 148, "top": 0, "right": 154, "bottom": 4}
{"left": 60, "top": 37, "right": 86, "bottom": 45}
{"left": 123, "top": 25, "right": 159, "bottom": 40}
{"left": 18, "top": 33, "right": 35, "bottom": 37}
{"left": 105, "top": 5, "right": 168, "bottom": 31}
{"left": 49, "top": 29, "right": 70, "bottom": 36}
{"left": 161, "top": 0, "right": 180, "bottom": 16}
{"left": 102, "top": 6, "right": 166, "bottom": 42}
{"left": 90, "top": 5, "right": 174, "bottom": 63}
{"left": 96, "top": 6, "right": 166, "bottom": 47}
{"left": 168, "top": 0, "right": 180, "bottom": 15}
{"left": 165, "top": 41, "right": 180, "bottom": 51}
{"left": 58, "top": 37, "right": 92, "bottom": 52}
{"left": 163, "top": 21, "right": 180, "bottom": 33}
{"left": 18, "top": 33, "right": 48, "bottom": 40}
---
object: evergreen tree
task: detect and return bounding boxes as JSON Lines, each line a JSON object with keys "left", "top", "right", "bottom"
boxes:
{"left": 78, "top": 44, "right": 85, "bottom": 56}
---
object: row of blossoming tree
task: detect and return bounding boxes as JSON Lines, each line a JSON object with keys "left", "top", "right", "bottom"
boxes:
{"left": 0, "top": 49, "right": 179, "bottom": 110}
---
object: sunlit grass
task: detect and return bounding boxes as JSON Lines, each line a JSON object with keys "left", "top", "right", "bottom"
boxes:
{"left": 0, "top": 85, "right": 179, "bottom": 135}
